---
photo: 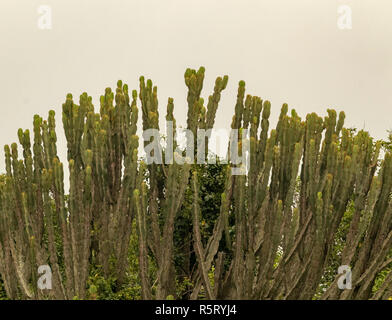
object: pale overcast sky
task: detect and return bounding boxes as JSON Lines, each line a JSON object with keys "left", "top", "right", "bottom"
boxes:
{"left": 0, "top": 0, "right": 391, "bottom": 176}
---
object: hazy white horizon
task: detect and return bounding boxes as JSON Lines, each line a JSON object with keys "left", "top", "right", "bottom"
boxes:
{"left": 0, "top": 0, "right": 391, "bottom": 176}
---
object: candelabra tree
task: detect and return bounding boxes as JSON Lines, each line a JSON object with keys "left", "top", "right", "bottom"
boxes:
{"left": 133, "top": 67, "right": 229, "bottom": 299}
{"left": 0, "top": 109, "right": 92, "bottom": 299}
{"left": 0, "top": 80, "right": 139, "bottom": 299}
{"left": 190, "top": 79, "right": 392, "bottom": 299}
{"left": 0, "top": 67, "right": 391, "bottom": 300}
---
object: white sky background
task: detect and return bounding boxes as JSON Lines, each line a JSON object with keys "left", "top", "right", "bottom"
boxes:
{"left": 0, "top": 0, "right": 391, "bottom": 179}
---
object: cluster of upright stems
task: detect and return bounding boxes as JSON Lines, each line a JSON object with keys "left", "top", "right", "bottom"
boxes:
{"left": 0, "top": 67, "right": 391, "bottom": 300}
